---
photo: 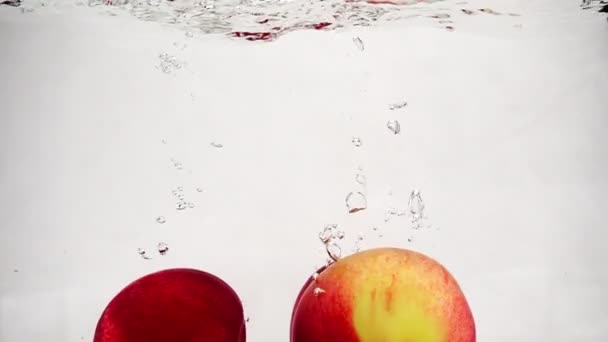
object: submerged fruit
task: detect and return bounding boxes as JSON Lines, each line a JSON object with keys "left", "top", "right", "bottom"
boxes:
{"left": 94, "top": 268, "right": 246, "bottom": 342}
{"left": 291, "top": 248, "right": 475, "bottom": 342}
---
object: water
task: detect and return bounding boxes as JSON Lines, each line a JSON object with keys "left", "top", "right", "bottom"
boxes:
{"left": 88, "top": 0, "right": 447, "bottom": 40}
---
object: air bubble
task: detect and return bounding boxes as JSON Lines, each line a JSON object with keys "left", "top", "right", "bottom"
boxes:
{"left": 157, "top": 242, "right": 169, "bottom": 255}
{"left": 319, "top": 224, "right": 337, "bottom": 244}
{"left": 355, "top": 174, "right": 367, "bottom": 185}
{"left": 352, "top": 36, "right": 365, "bottom": 51}
{"left": 387, "top": 120, "right": 401, "bottom": 135}
{"left": 345, "top": 191, "right": 367, "bottom": 213}
{"left": 326, "top": 242, "right": 341, "bottom": 262}
{"left": 388, "top": 101, "right": 408, "bottom": 110}
{"left": 408, "top": 189, "right": 425, "bottom": 225}
{"left": 137, "top": 248, "right": 151, "bottom": 260}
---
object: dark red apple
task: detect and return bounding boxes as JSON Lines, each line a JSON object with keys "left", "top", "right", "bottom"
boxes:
{"left": 94, "top": 268, "right": 246, "bottom": 342}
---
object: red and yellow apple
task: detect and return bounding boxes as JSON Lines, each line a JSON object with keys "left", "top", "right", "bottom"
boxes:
{"left": 291, "top": 248, "right": 475, "bottom": 342}
{"left": 94, "top": 268, "right": 246, "bottom": 342}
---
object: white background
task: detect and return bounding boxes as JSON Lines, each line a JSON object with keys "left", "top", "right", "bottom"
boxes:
{"left": 1, "top": 0, "right": 608, "bottom": 341}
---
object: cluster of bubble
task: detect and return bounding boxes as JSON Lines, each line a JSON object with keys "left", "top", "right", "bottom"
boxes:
{"left": 408, "top": 189, "right": 425, "bottom": 228}
{"left": 173, "top": 186, "right": 196, "bottom": 211}
{"left": 158, "top": 52, "right": 184, "bottom": 74}
{"left": 318, "top": 224, "right": 345, "bottom": 263}
{"left": 137, "top": 242, "right": 169, "bottom": 260}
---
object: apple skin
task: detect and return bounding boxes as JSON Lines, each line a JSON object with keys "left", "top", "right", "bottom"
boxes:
{"left": 291, "top": 248, "right": 475, "bottom": 342}
{"left": 94, "top": 268, "right": 246, "bottom": 342}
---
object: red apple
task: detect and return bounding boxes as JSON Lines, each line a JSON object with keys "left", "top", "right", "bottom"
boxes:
{"left": 94, "top": 268, "right": 246, "bottom": 342}
{"left": 291, "top": 248, "right": 475, "bottom": 342}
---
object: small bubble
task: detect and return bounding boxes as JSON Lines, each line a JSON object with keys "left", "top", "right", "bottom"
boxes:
{"left": 351, "top": 137, "right": 362, "bottom": 147}
{"left": 177, "top": 186, "right": 183, "bottom": 192}
{"left": 313, "top": 287, "right": 326, "bottom": 296}
{"left": 196, "top": 187, "right": 204, "bottom": 192}
{"left": 176, "top": 202, "right": 187, "bottom": 210}
{"left": 210, "top": 141, "right": 223, "bottom": 148}
{"left": 430, "top": 13, "right": 451, "bottom": 19}
{"left": 246, "top": 316, "right": 250, "bottom": 323}
{"left": 388, "top": 101, "right": 408, "bottom": 110}
{"left": 352, "top": 36, "right": 365, "bottom": 51}
{"left": 345, "top": 191, "right": 367, "bottom": 213}
{"left": 387, "top": 120, "right": 401, "bottom": 135}
{"left": 137, "top": 248, "right": 151, "bottom": 260}
{"left": 479, "top": 8, "right": 500, "bottom": 15}
{"left": 355, "top": 174, "right": 367, "bottom": 185}
{"left": 156, "top": 216, "right": 166, "bottom": 224}
{"left": 185, "top": 31, "right": 194, "bottom": 38}
{"left": 357, "top": 232, "right": 365, "bottom": 241}
{"left": 319, "top": 224, "right": 337, "bottom": 244}
{"left": 162, "top": 139, "right": 167, "bottom": 144}
{"left": 326, "top": 242, "right": 341, "bottom": 261}
{"left": 312, "top": 272, "right": 319, "bottom": 281}
{"left": 385, "top": 207, "right": 406, "bottom": 222}
{"left": 407, "top": 236, "right": 413, "bottom": 242}
{"left": 157, "top": 242, "right": 169, "bottom": 255}
{"left": 336, "top": 230, "right": 345, "bottom": 239}
{"left": 188, "top": 202, "right": 195, "bottom": 208}
{"left": 13, "top": 269, "right": 18, "bottom": 273}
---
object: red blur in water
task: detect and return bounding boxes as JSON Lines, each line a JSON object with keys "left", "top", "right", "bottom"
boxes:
{"left": 231, "top": 22, "right": 332, "bottom": 42}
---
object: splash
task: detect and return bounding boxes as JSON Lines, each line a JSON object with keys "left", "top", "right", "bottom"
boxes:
{"left": 90, "top": 0, "right": 447, "bottom": 41}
